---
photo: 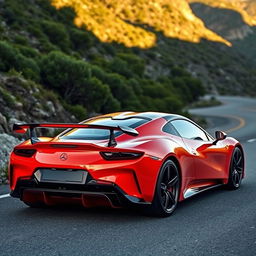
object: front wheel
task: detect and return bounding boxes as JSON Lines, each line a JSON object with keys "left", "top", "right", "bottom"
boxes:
{"left": 147, "top": 160, "right": 180, "bottom": 217}
{"left": 226, "top": 147, "right": 244, "bottom": 190}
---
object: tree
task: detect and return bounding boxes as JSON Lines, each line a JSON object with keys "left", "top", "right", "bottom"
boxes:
{"left": 41, "top": 21, "right": 70, "bottom": 51}
{"left": 0, "top": 41, "right": 40, "bottom": 81}
{"left": 40, "top": 51, "right": 91, "bottom": 102}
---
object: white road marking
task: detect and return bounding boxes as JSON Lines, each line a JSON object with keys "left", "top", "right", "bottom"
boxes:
{"left": 247, "top": 138, "right": 256, "bottom": 143}
{"left": 0, "top": 194, "right": 10, "bottom": 199}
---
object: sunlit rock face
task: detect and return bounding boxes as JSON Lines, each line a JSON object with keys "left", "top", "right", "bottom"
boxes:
{"left": 50, "top": 0, "right": 230, "bottom": 48}
{"left": 188, "top": 0, "right": 256, "bottom": 26}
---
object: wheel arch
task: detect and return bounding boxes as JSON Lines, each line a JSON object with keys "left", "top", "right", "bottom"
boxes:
{"left": 225, "top": 143, "right": 245, "bottom": 184}
{"left": 235, "top": 143, "right": 244, "bottom": 157}
{"left": 163, "top": 154, "right": 183, "bottom": 200}
{"left": 235, "top": 143, "right": 245, "bottom": 178}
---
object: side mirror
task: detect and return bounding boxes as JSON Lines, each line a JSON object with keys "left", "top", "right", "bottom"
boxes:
{"left": 213, "top": 131, "right": 227, "bottom": 145}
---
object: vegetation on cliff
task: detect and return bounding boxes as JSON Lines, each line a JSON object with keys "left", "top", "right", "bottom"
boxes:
{"left": 0, "top": 0, "right": 208, "bottom": 119}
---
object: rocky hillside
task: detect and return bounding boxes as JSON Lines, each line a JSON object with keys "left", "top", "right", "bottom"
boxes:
{"left": 0, "top": 74, "right": 75, "bottom": 133}
{"left": 0, "top": 73, "right": 76, "bottom": 183}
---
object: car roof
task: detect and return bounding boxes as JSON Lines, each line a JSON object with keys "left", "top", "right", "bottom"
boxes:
{"left": 85, "top": 112, "right": 213, "bottom": 139}
{"left": 87, "top": 111, "right": 184, "bottom": 122}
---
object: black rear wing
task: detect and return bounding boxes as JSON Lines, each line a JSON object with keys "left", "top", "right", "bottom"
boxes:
{"left": 13, "top": 123, "right": 139, "bottom": 147}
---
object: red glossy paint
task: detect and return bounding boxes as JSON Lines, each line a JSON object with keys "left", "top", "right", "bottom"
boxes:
{"left": 9, "top": 112, "right": 244, "bottom": 212}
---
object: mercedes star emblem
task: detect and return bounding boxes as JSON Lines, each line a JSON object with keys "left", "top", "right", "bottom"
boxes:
{"left": 60, "top": 153, "right": 68, "bottom": 161}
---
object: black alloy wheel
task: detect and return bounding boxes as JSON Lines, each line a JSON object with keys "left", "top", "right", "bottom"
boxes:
{"left": 148, "top": 160, "right": 180, "bottom": 217}
{"left": 227, "top": 147, "right": 244, "bottom": 190}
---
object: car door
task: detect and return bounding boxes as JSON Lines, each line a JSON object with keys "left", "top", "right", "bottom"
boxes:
{"left": 162, "top": 121, "right": 196, "bottom": 181}
{"left": 171, "top": 119, "right": 229, "bottom": 180}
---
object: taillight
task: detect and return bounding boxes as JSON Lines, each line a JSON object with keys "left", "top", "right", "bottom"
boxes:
{"left": 13, "top": 149, "right": 36, "bottom": 157}
{"left": 100, "top": 152, "right": 143, "bottom": 160}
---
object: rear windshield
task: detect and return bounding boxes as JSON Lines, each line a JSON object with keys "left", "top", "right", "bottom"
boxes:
{"left": 59, "top": 118, "right": 148, "bottom": 140}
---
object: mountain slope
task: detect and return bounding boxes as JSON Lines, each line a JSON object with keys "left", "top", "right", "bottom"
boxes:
{"left": 51, "top": 0, "right": 231, "bottom": 47}
{"left": 0, "top": 0, "right": 208, "bottom": 120}
{"left": 190, "top": 2, "right": 256, "bottom": 65}
{"left": 50, "top": 0, "right": 256, "bottom": 48}
{"left": 189, "top": 0, "right": 256, "bottom": 26}
{"left": 49, "top": 0, "right": 256, "bottom": 94}
{"left": 0, "top": 0, "right": 255, "bottom": 116}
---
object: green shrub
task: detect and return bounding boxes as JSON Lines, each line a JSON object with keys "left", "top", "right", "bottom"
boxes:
{"left": 27, "top": 24, "right": 47, "bottom": 39}
{"left": 171, "top": 66, "right": 190, "bottom": 77}
{"left": 83, "top": 77, "right": 112, "bottom": 113}
{"left": 127, "top": 78, "right": 143, "bottom": 95}
{"left": 0, "top": 87, "right": 15, "bottom": 107}
{"left": 13, "top": 35, "right": 29, "bottom": 46}
{"left": 109, "top": 57, "right": 133, "bottom": 78}
{"left": 172, "top": 77, "right": 192, "bottom": 103}
{"left": 162, "top": 96, "right": 183, "bottom": 113}
{"left": 16, "top": 54, "right": 40, "bottom": 82}
{"left": 101, "top": 94, "right": 121, "bottom": 113}
{"left": 16, "top": 45, "right": 39, "bottom": 58}
{"left": 55, "top": 7, "right": 76, "bottom": 26}
{"left": 64, "top": 104, "right": 87, "bottom": 120}
{"left": 117, "top": 53, "right": 145, "bottom": 77}
{"left": 2, "top": 0, "right": 24, "bottom": 26}
{"left": 0, "top": 41, "right": 40, "bottom": 81}
{"left": 183, "top": 77, "right": 205, "bottom": 101}
{"left": 40, "top": 20, "right": 70, "bottom": 51}
{"left": 38, "top": 37, "right": 58, "bottom": 53}
{"left": 0, "top": 41, "right": 19, "bottom": 72}
{"left": 69, "top": 28, "right": 93, "bottom": 51}
{"left": 105, "top": 73, "right": 140, "bottom": 108}
{"left": 91, "top": 65, "right": 108, "bottom": 81}
{"left": 90, "top": 56, "right": 108, "bottom": 68}
{"left": 40, "top": 51, "right": 91, "bottom": 101}
{"left": 102, "top": 43, "right": 116, "bottom": 55}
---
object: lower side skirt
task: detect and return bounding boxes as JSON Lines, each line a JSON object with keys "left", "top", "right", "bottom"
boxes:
{"left": 184, "top": 184, "right": 223, "bottom": 199}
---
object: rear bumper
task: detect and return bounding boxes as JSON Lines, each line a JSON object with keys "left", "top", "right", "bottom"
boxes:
{"left": 11, "top": 178, "right": 150, "bottom": 208}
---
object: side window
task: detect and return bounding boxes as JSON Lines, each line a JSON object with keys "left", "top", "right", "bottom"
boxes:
{"left": 162, "top": 122, "right": 180, "bottom": 137}
{"left": 171, "top": 120, "right": 209, "bottom": 141}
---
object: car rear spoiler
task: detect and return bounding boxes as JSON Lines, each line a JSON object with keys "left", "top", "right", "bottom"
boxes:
{"left": 13, "top": 123, "right": 139, "bottom": 147}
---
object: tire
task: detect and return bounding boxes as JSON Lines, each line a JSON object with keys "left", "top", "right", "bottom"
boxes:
{"left": 147, "top": 160, "right": 180, "bottom": 217}
{"left": 226, "top": 147, "right": 244, "bottom": 190}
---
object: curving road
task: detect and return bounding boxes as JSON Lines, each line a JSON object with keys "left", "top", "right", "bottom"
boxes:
{"left": 0, "top": 96, "right": 256, "bottom": 256}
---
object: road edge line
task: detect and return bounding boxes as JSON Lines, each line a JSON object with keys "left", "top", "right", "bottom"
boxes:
{"left": 222, "top": 115, "right": 246, "bottom": 133}
{"left": 0, "top": 194, "right": 10, "bottom": 199}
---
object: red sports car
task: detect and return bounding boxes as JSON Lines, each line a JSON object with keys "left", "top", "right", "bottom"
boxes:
{"left": 9, "top": 112, "right": 244, "bottom": 217}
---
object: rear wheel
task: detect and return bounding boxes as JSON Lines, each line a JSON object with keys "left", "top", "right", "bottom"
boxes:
{"left": 147, "top": 160, "right": 180, "bottom": 217}
{"left": 227, "top": 147, "right": 244, "bottom": 190}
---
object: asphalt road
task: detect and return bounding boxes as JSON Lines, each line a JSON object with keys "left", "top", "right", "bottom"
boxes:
{"left": 0, "top": 96, "right": 256, "bottom": 256}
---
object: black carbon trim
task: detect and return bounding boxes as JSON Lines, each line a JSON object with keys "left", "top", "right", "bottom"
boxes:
{"left": 10, "top": 178, "right": 150, "bottom": 207}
